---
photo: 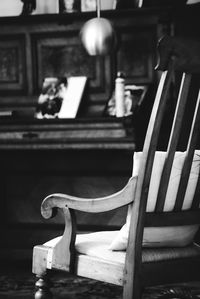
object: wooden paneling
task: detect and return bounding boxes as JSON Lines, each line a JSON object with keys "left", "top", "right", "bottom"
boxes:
{"left": 0, "top": 35, "right": 26, "bottom": 93}
{"left": 0, "top": 147, "right": 132, "bottom": 249}
{"left": 0, "top": 118, "right": 135, "bottom": 149}
{"left": 117, "top": 28, "right": 156, "bottom": 84}
{"left": 0, "top": 117, "right": 135, "bottom": 250}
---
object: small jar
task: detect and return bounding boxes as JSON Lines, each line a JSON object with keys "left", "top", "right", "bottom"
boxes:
{"left": 115, "top": 71, "right": 125, "bottom": 117}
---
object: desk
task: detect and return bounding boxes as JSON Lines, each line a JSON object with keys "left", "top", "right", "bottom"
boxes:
{"left": 0, "top": 118, "right": 135, "bottom": 252}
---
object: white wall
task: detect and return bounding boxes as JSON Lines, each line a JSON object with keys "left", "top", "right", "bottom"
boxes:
{"left": 0, "top": 0, "right": 23, "bottom": 16}
{"left": 0, "top": 0, "right": 59, "bottom": 16}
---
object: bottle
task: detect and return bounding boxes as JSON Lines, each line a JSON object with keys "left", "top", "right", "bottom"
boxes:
{"left": 115, "top": 71, "right": 125, "bottom": 117}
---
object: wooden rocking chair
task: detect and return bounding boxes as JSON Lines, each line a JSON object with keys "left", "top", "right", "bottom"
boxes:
{"left": 32, "top": 35, "right": 200, "bottom": 299}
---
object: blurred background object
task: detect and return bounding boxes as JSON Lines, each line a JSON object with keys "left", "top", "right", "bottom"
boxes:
{"left": 80, "top": 0, "right": 117, "bottom": 55}
{"left": 32, "top": 0, "right": 59, "bottom": 14}
{"left": 36, "top": 77, "right": 67, "bottom": 118}
{"left": 81, "top": 0, "right": 117, "bottom": 11}
{"left": 0, "top": 0, "right": 23, "bottom": 16}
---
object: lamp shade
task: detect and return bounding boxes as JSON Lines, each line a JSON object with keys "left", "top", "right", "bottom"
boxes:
{"left": 80, "top": 17, "right": 116, "bottom": 56}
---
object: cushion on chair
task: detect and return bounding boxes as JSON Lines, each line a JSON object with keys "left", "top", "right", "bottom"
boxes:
{"left": 44, "top": 231, "right": 125, "bottom": 265}
{"left": 109, "top": 151, "right": 200, "bottom": 251}
{"left": 76, "top": 231, "right": 126, "bottom": 264}
{"left": 76, "top": 232, "right": 200, "bottom": 263}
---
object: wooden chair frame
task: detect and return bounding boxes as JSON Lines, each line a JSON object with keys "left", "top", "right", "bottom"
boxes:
{"left": 32, "top": 35, "right": 200, "bottom": 299}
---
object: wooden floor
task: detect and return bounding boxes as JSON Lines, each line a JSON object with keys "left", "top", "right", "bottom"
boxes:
{"left": 0, "top": 255, "right": 123, "bottom": 299}
{"left": 0, "top": 254, "right": 200, "bottom": 299}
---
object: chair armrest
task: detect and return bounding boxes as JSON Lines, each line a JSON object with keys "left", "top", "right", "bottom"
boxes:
{"left": 33, "top": 206, "right": 76, "bottom": 274}
{"left": 33, "top": 176, "right": 137, "bottom": 276}
{"left": 41, "top": 176, "right": 137, "bottom": 219}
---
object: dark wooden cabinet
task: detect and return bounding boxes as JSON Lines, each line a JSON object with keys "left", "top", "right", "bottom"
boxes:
{"left": 0, "top": 118, "right": 135, "bottom": 254}
{"left": 0, "top": 9, "right": 165, "bottom": 116}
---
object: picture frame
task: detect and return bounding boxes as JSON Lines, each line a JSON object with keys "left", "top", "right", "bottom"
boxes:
{"left": 59, "top": 0, "right": 80, "bottom": 13}
{"left": 137, "top": 0, "right": 187, "bottom": 8}
{"left": 81, "top": 0, "right": 96, "bottom": 11}
{"left": 33, "top": 0, "right": 59, "bottom": 14}
{"left": 81, "top": 0, "right": 117, "bottom": 12}
{"left": 36, "top": 76, "right": 87, "bottom": 119}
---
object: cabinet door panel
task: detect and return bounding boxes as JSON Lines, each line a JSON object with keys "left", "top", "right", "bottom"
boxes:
{"left": 0, "top": 35, "right": 26, "bottom": 93}
{"left": 117, "top": 27, "right": 156, "bottom": 84}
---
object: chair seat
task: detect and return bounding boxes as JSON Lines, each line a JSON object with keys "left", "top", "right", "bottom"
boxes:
{"left": 44, "top": 231, "right": 125, "bottom": 285}
{"left": 74, "top": 231, "right": 200, "bottom": 284}
{"left": 44, "top": 230, "right": 200, "bottom": 266}
{"left": 44, "top": 232, "right": 200, "bottom": 285}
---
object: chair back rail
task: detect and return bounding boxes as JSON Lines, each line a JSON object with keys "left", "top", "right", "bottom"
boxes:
{"left": 123, "top": 36, "right": 200, "bottom": 299}
{"left": 145, "top": 210, "right": 200, "bottom": 227}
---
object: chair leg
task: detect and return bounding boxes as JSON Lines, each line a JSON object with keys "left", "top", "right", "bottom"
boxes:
{"left": 123, "top": 270, "right": 143, "bottom": 299}
{"left": 35, "top": 275, "right": 53, "bottom": 299}
{"left": 33, "top": 245, "right": 53, "bottom": 299}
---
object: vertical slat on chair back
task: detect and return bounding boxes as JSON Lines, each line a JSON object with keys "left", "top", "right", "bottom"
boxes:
{"left": 155, "top": 73, "right": 192, "bottom": 212}
{"left": 174, "top": 90, "right": 200, "bottom": 211}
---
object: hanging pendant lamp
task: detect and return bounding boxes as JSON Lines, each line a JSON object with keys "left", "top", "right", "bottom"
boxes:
{"left": 80, "top": 0, "right": 116, "bottom": 56}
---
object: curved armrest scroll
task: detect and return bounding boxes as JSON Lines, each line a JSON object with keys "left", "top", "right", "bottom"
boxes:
{"left": 41, "top": 176, "right": 137, "bottom": 219}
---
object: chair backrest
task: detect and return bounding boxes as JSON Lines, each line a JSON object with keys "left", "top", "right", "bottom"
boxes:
{"left": 123, "top": 35, "right": 200, "bottom": 297}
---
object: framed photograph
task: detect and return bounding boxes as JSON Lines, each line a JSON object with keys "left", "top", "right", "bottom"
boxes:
{"left": 36, "top": 76, "right": 87, "bottom": 119}
{"left": 34, "top": 0, "right": 59, "bottom": 14}
{"left": 59, "top": 0, "right": 80, "bottom": 13}
{"left": 0, "top": 0, "right": 23, "bottom": 16}
{"left": 81, "top": 0, "right": 117, "bottom": 12}
{"left": 138, "top": 0, "right": 187, "bottom": 7}
{"left": 81, "top": 0, "right": 96, "bottom": 11}
{"left": 36, "top": 77, "right": 67, "bottom": 118}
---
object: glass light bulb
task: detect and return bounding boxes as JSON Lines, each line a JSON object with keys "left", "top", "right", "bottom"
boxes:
{"left": 80, "top": 17, "right": 116, "bottom": 56}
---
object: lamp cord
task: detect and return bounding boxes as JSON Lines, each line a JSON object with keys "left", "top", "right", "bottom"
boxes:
{"left": 97, "top": 0, "right": 101, "bottom": 18}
